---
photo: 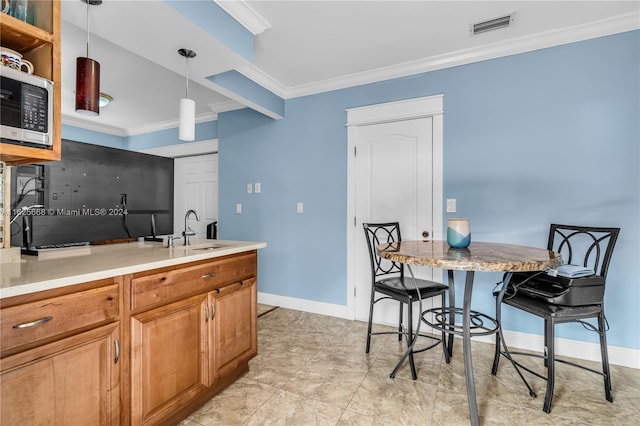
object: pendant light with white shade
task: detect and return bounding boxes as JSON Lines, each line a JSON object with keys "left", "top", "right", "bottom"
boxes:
{"left": 178, "top": 48, "right": 196, "bottom": 141}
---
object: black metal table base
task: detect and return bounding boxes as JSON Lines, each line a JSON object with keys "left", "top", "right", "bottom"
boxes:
{"left": 394, "top": 270, "right": 505, "bottom": 426}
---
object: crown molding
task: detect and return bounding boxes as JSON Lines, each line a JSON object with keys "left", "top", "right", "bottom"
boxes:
{"left": 62, "top": 101, "right": 243, "bottom": 138}
{"left": 234, "top": 64, "right": 289, "bottom": 100}
{"left": 64, "top": 11, "right": 638, "bottom": 134}
{"left": 213, "top": 0, "right": 270, "bottom": 35}
{"left": 207, "top": 99, "right": 245, "bottom": 114}
{"left": 62, "top": 115, "right": 129, "bottom": 137}
{"left": 275, "top": 11, "right": 639, "bottom": 99}
{"left": 63, "top": 111, "right": 219, "bottom": 137}
{"left": 125, "top": 111, "right": 218, "bottom": 136}
{"left": 206, "top": 77, "right": 284, "bottom": 119}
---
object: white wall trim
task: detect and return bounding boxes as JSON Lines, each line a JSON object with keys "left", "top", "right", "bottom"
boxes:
{"left": 62, "top": 115, "right": 129, "bottom": 137}
{"left": 473, "top": 328, "right": 640, "bottom": 370}
{"left": 214, "top": 0, "right": 271, "bottom": 35}
{"left": 285, "top": 12, "right": 640, "bottom": 99}
{"left": 346, "top": 95, "right": 444, "bottom": 127}
{"left": 63, "top": 12, "right": 638, "bottom": 136}
{"left": 207, "top": 78, "right": 284, "bottom": 120}
{"left": 257, "top": 292, "right": 639, "bottom": 369}
{"left": 139, "top": 139, "right": 218, "bottom": 158}
{"left": 258, "top": 292, "right": 351, "bottom": 320}
{"left": 62, "top": 112, "right": 218, "bottom": 137}
{"left": 126, "top": 112, "right": 218, "bottom": 137}
{"left": 237, "top": 12, "right": 639, "bottom": 101}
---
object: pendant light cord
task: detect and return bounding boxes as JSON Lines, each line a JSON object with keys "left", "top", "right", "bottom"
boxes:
{"left": 185, "top": 56, "right": 190, "bottom": 99}
{"left": 85, "top": 0, "right": 90, "bottom": 57}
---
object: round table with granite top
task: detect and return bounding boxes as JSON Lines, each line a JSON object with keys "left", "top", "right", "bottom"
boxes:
{"left": 378, "top": 240, "right": 561, "bottom": 426}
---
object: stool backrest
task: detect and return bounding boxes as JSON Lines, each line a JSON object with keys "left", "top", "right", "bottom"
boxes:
{"left": 363, "top": 222, "right": 403, "bottom": 280}
{"left": 547, "top": 224, "right": 620, "bottom": 279}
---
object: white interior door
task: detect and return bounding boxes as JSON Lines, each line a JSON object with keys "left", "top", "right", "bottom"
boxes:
{"left": 347, "top": 95, "right": 444, "bottom": 325}
{"left": 173, "top": 154, "right": 218, "bottom": 240}
{"left": 354, "top": 118, "right": 434, "bottom": 325}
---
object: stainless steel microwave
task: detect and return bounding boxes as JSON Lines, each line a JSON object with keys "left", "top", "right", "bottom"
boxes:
{"left": 0, "top": 66, "right": 53, "bottom": 148}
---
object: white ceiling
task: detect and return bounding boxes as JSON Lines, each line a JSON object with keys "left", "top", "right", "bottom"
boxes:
{"left": 60, "top": 0, "right": 640, "bottom": 137}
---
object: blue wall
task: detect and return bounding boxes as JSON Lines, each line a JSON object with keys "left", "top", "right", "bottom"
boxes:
{"left": 218, "top": 31, "right": 639, "bottom": 350}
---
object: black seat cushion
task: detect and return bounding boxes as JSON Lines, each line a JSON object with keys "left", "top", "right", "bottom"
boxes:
{"left": 501, "top": 292, "right": 602, "bottom": 320}
{"left": 376, "top": 277, "right": 447, "bottom": 300}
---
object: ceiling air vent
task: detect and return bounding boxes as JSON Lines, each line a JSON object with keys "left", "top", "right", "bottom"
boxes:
{"left": 470, "top": 14, "right": 514, "bottom": 35}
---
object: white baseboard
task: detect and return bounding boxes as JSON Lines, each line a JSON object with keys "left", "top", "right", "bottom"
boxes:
{"left": 258, "top": 292, "right": 352, "bottom": 320}
{"left": 257, "top": 292, "right": 639, "bottom": 370}
{"left": 473, "top": 328, "right": 640, "bottom": 370}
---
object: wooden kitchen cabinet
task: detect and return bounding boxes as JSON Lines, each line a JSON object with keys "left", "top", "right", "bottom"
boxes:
{"left": 129, "top": 294, "right": 209, "bottom": 426}
{"left": 209, "top": 277, "right": 257, "bottom": 381}
{"left": 0, "top": 249, "right": 258, "bottom": 425}
{"left": 0, "top": 277, "right": 122, "bottom": 425}
{"left": 0, "top": 280, "right": 119, "bottom": 357}
{"left": 0, "top": 0, "right": 61, "bottom": 164}
{"left": 125, "top": 251, "right": 258, "bottom": 425}
{"left": 0, "top": 323, "right": 120, "bottom": 426}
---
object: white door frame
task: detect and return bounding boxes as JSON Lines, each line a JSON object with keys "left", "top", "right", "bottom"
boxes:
{"left": 346, "top": 95, "right": 444, "bottom": 320}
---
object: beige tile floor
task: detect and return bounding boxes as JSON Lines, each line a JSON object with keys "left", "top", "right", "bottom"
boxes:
{"left": 180, "top": 305, "right": 640, "bottom": 426}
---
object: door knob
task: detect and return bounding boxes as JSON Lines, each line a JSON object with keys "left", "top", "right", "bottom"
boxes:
{"left": 422, "top": 231, "right": 430, "bottom": 238}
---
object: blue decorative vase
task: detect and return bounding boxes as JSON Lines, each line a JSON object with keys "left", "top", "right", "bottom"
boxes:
{"left": 447, "top": 218, "right": 471, "bottom": 248}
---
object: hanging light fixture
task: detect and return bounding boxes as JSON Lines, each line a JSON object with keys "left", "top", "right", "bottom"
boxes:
{"left": 75, "top": 0, "right": 102, "bottom": 115}
{"left": 178, "top": 48, "right": 196, "bottom": 141}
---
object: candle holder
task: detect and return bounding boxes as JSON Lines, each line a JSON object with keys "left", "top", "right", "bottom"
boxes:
{"left": 447, "top": 218, "right": 471, "bottom": 248}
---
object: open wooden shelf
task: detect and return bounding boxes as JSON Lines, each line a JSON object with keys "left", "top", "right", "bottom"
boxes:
{"left": 1, "top": 1, "right": 61, "bottom": 165}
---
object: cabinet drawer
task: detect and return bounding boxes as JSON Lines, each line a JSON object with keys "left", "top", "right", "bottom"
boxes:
{"left": 130, "top": 252, "right": 257, "bottom": 311}
{"left": 1, "top": 284, "right": 119, "bottom": 355}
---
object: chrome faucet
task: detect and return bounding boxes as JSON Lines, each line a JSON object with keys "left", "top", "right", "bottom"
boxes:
{"left": 182, "top": 209, "right": 200, "bottom": 245}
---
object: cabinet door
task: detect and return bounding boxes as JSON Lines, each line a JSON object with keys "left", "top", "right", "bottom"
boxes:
{"left": 130, "top": 294, "right": 208, "bottom": 426}
{"left": 0, "top": 323, "right": 120, "bottom": 426}
{"left": 210, "top": 278, "right": 257, "bottom": 382}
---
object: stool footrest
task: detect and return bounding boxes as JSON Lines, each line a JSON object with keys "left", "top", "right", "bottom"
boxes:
{"left": 422, "top": 307, "right": 499, "bottom": 337}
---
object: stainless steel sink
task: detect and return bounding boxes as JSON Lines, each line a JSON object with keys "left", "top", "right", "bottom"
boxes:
{"left": 191, "top": 245, "right": 227, "bottom": 251}
{"left": 170, "top": 240, "right": 233, "bottom": 251}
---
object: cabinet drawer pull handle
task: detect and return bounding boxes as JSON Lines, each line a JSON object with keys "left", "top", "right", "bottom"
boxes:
{"left": 13, "top": 316, "right": 53, "bottom": 329}
{"left": 211, "top": 302, "right": 216, "bottom": 319}
{"left": 205, "top": 304, "right": 210, "bottom": 322}
{"left": 114, "top": 339, "right": 120, "bottom": 364}
{"left": 201, "top": 272, "right": 217, "bottom": 280}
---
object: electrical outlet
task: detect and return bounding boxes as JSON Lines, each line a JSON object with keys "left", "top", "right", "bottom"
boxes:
{"left": 236, "top": 203, "right": 242, "bottom": 214}
{"left": 247, "top": 183, "right": 253, "bottom": 194}
{"left": 296, "top": 202, "right": 304, "bottom": 214}
{"left": 254, "top": 182, "right": 261, "bottom": 193}
{"left": 17, "top": 176, "right": 36, "bottom": 194}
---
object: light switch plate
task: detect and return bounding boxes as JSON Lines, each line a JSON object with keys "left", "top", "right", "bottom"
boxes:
{"left": 254, "top": 182, "right": 261, "bottom": 193}
{"left": 236, "top": 203, "right": 242, "bottom": 214}
{"left": 446, "top": 199, "right": 457, "bottom": 213}
{"left": 247, "top": 183, "right": 253, "bottom": 194}
{"left": 296, "top": 202, "right": 304, "bottom": 214}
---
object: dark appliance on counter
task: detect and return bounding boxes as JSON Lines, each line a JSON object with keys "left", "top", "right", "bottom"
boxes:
{"left": 207, "top": 221, "right": 218, "bottom": 239}
{"left": 10, "top": 139, "right": 174, "bottom": 249}
{"left": 507, "top": 271, "right": 605, "bottom": 306}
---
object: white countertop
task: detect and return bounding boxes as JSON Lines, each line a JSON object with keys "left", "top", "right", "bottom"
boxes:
{"left": 0, "top": 239, "right": 267, "bottom": 299}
